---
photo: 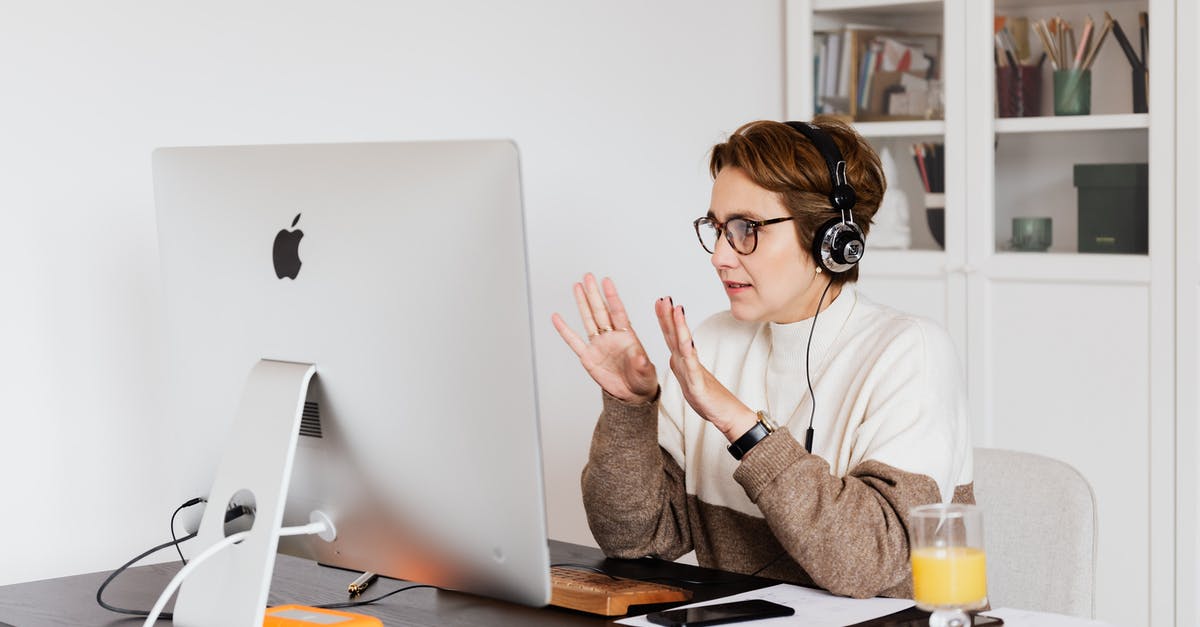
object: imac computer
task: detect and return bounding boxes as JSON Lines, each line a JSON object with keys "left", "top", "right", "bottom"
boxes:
{"left": 153, "top": 140, "right": 550, "bottom": 625}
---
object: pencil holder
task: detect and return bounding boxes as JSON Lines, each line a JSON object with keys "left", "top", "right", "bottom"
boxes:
{"left": 996, "top": 65, "right": 1042, "bottom": 117}
{"left": 1131, "top": 67, "right": 1148, "bottom": 114}
{"left": 925, "top": 193, "right": 945, "bottom": 250}
{"left": 1053, "top": 69, "right": 1091, "bottom": 116}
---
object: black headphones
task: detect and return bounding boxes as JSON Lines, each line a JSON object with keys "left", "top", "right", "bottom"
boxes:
{"left": 783, "top": 121, "right": 865, "bottom": 274}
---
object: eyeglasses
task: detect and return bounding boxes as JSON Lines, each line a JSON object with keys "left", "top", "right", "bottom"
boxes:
{"left": 693, "top": 215, "right": 796, "bottom": 255}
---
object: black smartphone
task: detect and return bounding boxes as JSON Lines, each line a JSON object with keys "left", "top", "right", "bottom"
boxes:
{"left": 646, "top": 599, "right": 795, "bottom": 627}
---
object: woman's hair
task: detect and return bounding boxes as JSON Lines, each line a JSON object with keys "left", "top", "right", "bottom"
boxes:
{"left": 708, "top": 116, "right": 886, "bottom": 284}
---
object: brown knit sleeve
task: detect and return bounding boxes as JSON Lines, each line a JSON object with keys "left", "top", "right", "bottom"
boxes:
{"left": 580, "top": 389, "right": 692, "bottom": 561}
{"left": 733, "top": 427, "right": 971, "bottom": 599}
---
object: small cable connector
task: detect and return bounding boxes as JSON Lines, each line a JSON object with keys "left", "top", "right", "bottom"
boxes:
{"left": 171, "top": 498, "right": 208, "bottom": 565}
{"left": 347, "top": 572, "right": 378, "bottom": 597}
{"left": 224, "top": 504, "right": 253, "bottom": 523}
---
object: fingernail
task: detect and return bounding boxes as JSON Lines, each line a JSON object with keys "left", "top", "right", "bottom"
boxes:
{"left": 681, "top": 307, "right": 686, "bottom": 315}
{"left": 691, "top": 340, "right": 695, "bottom": 348}
{"left": 668, "top": 297, "right": 674, "bottom": 305}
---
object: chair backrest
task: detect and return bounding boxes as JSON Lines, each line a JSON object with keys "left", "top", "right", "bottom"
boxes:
{"left": 972, "top": 448, "right": 1097, "bottom": 617}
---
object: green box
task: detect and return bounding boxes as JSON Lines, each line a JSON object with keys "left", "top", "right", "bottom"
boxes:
{"left": 1073, "top": 163, "right": 1148, "bottom": 254}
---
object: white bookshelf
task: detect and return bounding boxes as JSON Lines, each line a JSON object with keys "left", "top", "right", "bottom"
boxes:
{"left": 995, "top": 112, "right": 1149, "bottom": 134}
{"left": 788, "top": 1, "right": 1177, "bottom": 626}
{"left": 852, "top": 119, "right": 945, "bottom": 137}
{"left": 813, "top": 0, "right": 940, "bottom": 12}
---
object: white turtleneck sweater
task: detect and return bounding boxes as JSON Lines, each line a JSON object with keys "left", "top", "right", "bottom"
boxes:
{"left": 581, "top": 285, "right": 974, "bottom": 598}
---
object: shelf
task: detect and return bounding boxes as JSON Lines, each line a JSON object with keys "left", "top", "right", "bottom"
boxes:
{"left": 814, "top": 0, "right": 940, "bottom": 12}
{"left": 996, "top": 0, "right": 1143, "bottom": 9}
{"left": 985, "top": 251, "right": 1151, "bottom": 284}
{"left": 861, "top": 249, "right": 947, "bottom": 278}
{"left": 852, "top": 120, "right": 945, "bottom": 137}
{"left": 995, "top": 114, "right": 1149, "bottom": 134}
{"left": 860, "top": 249, "right": 1151, "bottom": 283}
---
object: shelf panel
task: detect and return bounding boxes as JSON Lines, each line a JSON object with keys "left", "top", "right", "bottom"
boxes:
{"left": 997, "top": 0, "right": 1143, "bottom": 9}
{"left": 860, "top": 249, "right": 948, "bottom": 278}
{"left": 814, "top": 0, "right": 940, "bottom": 12}
{"left": 995, "top": 114, "right": 1149, "bottom": 134}
{"left": 852, "top": 120, "right": 946, "bottom": 137}
{"left": 861, "top": 250, "right": 1152, "bottom": 283}
{"left": 984, "top": 252, "right": 1151, "bottom": 284}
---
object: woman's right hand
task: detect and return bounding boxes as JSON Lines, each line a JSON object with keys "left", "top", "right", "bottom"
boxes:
{"left": 551, "top": 273, "right": 658, "bottom": 404}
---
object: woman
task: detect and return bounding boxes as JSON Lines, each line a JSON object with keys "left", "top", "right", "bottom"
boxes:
{"left": 550, "top": 118, "right": 973, "bottom": 599}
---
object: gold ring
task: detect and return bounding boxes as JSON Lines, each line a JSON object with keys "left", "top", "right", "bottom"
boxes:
{"left": 599, "top": 326, "right": 614, "bottom": 334}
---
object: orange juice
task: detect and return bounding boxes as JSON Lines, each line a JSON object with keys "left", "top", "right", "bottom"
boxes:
{"left": 910, "top": 546, "right": 988, "bottom": 608}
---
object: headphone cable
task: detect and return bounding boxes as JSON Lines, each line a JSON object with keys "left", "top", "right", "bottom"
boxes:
{"left": 803, "top": 278, "right": 835, "bottom": 453}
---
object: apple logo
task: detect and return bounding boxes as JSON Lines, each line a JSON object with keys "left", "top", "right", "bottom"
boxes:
{"left": 273, "top": 213, "right": 304, "bottom": 280}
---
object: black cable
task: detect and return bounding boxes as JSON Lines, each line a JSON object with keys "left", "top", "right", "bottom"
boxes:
{"left": 98, "top": 500, "right": 252, "bottom": 618}
{"left": 96, "top": 531, "right": 197, "bottom": 619}
{"left": 170, "top": 498, "right": 205, "bottom": 565}
{"left": 314, "top": 584, "right": 438, "bottom": 609}
{"left": 568, "top": 283, "right": 834, "bottom": 593}
{"left": 543, "top": 289, "right": 837, "bottom": 595}
{"left": 578, "top": 551, "right": 791, "bottom": 588}
{"left": 803, "top": 278, "right": 836, "bottom": 453}
{"left": 99, "top": 498, "right": 437, "bottom": 618}
{"left": 690, "top": 279, "right": 833, "bottom": 585}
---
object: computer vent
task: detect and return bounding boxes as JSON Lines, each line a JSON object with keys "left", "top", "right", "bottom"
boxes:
{"left": 300, "top": 401, "right": 323, "bottom": 438}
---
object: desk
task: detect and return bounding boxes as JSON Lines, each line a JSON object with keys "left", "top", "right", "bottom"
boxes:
{"left": 0, "top": 540, "right": 927, "bottom": 626}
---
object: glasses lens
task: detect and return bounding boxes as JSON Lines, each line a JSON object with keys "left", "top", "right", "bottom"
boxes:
{"left": 695, "top": 218, "right": 719, "bottom": 254}
{"left": 726, "top": 219, "right": 755, "bottom": 254}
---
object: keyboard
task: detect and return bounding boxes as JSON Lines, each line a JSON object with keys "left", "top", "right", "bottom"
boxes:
{"left": 549, "top": 565, "right": 693, "bottom": 616}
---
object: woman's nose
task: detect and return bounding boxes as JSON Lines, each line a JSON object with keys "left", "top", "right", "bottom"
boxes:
{"left": 710, "top": 233, "right": 739, "bottom": 270}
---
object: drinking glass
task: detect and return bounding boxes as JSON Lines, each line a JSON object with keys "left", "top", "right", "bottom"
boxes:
{"left": 908, "top": 503, "right": 987, "bottom": 627}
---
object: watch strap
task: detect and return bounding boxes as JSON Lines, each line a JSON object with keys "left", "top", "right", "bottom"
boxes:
{"left": 728, "top": 412, "right": 776, "bottom": 460}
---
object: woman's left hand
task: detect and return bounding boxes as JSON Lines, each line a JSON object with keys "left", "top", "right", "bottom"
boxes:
{"left": 655, "top": 300, "right": 758, "bottom": 442}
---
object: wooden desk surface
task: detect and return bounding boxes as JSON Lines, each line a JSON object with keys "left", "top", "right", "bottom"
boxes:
{"left": 0, "top": 540, "right": 787, "bottom": 626}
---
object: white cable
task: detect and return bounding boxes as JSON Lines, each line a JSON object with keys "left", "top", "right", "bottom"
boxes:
{"left": 142, "top": 519, "right": 333, "bottom": 626}
{"left": 142, "top": 530, "right": 247, "bottom": 626}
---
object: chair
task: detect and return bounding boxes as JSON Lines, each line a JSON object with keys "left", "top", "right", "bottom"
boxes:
{"left": 971, "top": 448, "right": 1097, "bottom": 618}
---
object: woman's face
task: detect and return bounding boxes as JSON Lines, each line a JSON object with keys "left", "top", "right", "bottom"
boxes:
{"left": 707, "top": 167, "right": 834, "bottom": 324}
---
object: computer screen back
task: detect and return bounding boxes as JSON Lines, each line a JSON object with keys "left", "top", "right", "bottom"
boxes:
{"left": 153, "top": 140, "right": 550, "bottom": 607}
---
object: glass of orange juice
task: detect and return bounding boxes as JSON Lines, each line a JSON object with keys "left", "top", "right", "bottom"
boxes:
{"left": 908, "top": 503, "right": 987, "bottom": 627}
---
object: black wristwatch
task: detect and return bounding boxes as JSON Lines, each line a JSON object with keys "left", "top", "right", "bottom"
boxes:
{"left": 727, "top": 410, "right": 778, "bottom": 460}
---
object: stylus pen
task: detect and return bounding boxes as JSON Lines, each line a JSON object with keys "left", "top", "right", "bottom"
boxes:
{"left": 348, "top": 571, "right": 378, "bottom": 596}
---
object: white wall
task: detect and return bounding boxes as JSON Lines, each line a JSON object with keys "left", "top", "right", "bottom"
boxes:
{"left": 0, "top": 1, "right": 784, "bottom": 585}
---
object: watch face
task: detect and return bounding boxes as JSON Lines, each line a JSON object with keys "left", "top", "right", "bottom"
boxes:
{"left": 757, "top": 410, "right": 778, "bottom": 432}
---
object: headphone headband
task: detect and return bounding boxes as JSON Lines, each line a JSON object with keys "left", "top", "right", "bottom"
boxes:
{"left": 783, "top": 120, "right": 864, "bottom": 273}
{"left": 784, "top": 121, "right": 845, "bottom": 187}
{"left": 783, "top": 121, "right": 857, "bottom": 214}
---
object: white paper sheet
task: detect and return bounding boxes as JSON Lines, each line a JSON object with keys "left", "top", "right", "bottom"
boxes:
{"left": 988, "top": 608, "right": 1119, "bottom": 626}
{"left": 616, "top": 583, "right": 914, "bottom": 627}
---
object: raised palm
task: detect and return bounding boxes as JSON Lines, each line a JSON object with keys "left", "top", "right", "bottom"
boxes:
{"left": 552, "top": 274, "right": 658, "bottom": 403}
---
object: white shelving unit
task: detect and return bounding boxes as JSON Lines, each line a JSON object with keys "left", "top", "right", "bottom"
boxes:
{"left": 788, "top": 1, "right": 1177, "bottom": 626}
{"left": 994, "top": 112, "right": 1149, "bottom": 134}
{"left": 1173, "top": 3, "right": 1198, "bottom": 627}
{"left": 853, "top": 119, "right": 946, "bottom": 137}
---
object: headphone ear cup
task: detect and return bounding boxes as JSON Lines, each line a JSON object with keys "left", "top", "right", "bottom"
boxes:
{"left": 812, "top": 218, "right": 865, "bottom": 273}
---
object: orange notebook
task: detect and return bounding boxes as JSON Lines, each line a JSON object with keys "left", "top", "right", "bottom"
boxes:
{"left": 264, "top": 605, "right": 383, "bottom": 626}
